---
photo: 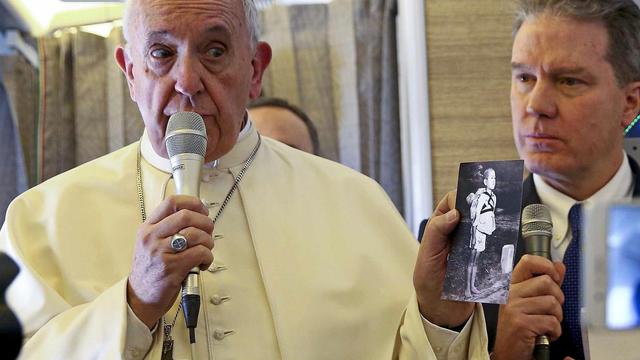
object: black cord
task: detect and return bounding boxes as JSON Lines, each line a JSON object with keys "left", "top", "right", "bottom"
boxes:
{"left": 182, "top": 292, "right": 200, "bottom": 344}
{"left": 182, "top": 272, "right": 201, "bottom": 344}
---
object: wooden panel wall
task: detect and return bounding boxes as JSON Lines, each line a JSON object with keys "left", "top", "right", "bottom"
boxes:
{"left": 425, "top": 0, "right": 519, "bottom": 205}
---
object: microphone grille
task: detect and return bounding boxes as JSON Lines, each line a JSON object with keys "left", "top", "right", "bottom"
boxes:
{"left": 521, "top": 203, "right": 553, "bottom": 237}
{"left": 165, "top": 112, "right": 207, "bottom": 158}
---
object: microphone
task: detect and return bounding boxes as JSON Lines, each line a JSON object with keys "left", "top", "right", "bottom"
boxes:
{"left": 165, "top": 111, "right": 207, "bottom": 344}
{"left": 0, "top": 253, "right": 22, "bottom": 360}
{"left": 521, "top": 204, "right": 553, "bottom": 360}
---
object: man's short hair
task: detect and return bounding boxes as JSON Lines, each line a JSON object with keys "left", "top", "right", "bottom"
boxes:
{"left": 248, "top": 97, "right": 320, "bottom": 155}
{"left": 123, "top": 0, "right": 260, "bottom": 49}
{"left": 513, "top": 0, "right": 640, "bottom": 86}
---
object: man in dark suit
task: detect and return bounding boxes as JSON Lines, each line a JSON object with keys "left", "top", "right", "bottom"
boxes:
{"left": 485, "top": 1, "right": 640, "bottom": 359}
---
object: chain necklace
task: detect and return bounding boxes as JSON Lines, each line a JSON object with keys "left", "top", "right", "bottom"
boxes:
{"left": 135, "top": 135, "right": 261, "bottom": 359}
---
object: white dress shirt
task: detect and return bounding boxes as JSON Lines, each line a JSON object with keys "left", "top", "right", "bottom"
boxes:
{"left": 533, "top": 153, "right": 634, "bottom": 262}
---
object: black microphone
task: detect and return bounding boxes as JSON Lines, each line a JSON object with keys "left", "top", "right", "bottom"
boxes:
{"left": 0, "top": 253, "right": 22, "bottom": 360}
{"left": 165, "top": 111, "right": 207, "bottom": 344}
{"left": 521, "top": 203, "right": 553, "bottom": 360}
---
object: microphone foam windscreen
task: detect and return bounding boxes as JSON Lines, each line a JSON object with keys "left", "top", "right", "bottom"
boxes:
{"left": 521, "top": 203, "right": 553, "bottom": 237}
{"left": 165, "top": 112, "right": 207, "bottom": 158}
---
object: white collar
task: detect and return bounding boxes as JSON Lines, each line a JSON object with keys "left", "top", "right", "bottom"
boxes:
{"left": 533, "top": 152, "right": 634, "bottom": 247}
{"left": 140, "top": 116, "right": 259, "bottom": 174}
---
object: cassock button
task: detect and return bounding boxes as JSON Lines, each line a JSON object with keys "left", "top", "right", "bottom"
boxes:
{"left": 128, "top": 348, "right": 141, "bottom": 358}
{"left": 213, "top": 329, "right": 234, "bottom": 340}
{"left": 210, "top": 295, "right": 230, "bottom": 305}
{"left": 201, "top": 199, "right": 219, "bottom": 209}
{"left": 208, "top": 264, "right": 228, "bottom": 273}
{"left": 213, "top": 329, "right": 225, "bottom": 340}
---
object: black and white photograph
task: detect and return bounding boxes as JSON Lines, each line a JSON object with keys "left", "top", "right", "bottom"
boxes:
{"left": 442, "top": 160, "right": 524, "bottom": 304}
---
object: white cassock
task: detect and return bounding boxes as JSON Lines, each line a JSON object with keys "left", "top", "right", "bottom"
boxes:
{"left": 1, "top": 120, "right": 488, "bottom": 359}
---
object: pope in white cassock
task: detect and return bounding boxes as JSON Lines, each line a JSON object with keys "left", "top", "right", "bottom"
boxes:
{"left": 0, "top": 0, "right": 489, "bottom": 359}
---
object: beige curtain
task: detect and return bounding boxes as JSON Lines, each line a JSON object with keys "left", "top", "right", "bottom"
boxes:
{"left": 1, "top": 46, "right": 38, "bottom": 224}
{"left": 0, "top": 28, "right": 142, "bottom": 221}
{"left": 1, "top": 53, "right": 37, "bottom": 188}
{"left": 1, "top": 28, "right": 142, "bottom": 188}
{"left": 37, "top": 29, "right": 143, "bottom": 183}
{"left": 0, "top": 63, "right": 28, "bottom": 225}
{"left": 259, "top": 0, "right": 403, "bottom": 211}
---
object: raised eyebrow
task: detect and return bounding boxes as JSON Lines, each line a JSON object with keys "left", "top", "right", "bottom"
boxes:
{"left": 510, "top": 62, "right": 589, "bottom": 77}
{"left": 511, "top": 62, "right": 532, "bottom": 72}
{"left": 549, "top": 67, "right": 589, "bottom": 77}
{"left": 141, "top": 26, "right": 232, "bottom": 52}
{"left": 205, "top": 25, "right": 232, "bottom": 38}
{"left": 144, "top": 30, "right": 172, "bottom": 50}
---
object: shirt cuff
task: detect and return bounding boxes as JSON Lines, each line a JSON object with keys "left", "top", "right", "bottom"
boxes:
{"left": 124, "top": 304, "right": 155, "bottom": 360}
{"left": 420, "top": 310, "right": 474, "bottom": 360}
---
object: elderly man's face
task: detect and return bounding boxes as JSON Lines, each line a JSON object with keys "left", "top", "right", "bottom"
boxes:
{"left": 511, "top": 14, "right": 639, "bottom": 187}
{"left": 116, "top": 0, "right": 271, "bottom": 162}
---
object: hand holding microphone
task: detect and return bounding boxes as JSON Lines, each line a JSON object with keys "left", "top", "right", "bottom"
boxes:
{"left": 493, "top": 204, "right": 566, "bottom": 360}
{"left": 127, "top": 112, "right": 214, "bottom": 337}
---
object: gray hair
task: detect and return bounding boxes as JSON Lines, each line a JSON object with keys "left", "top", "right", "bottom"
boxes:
{"left": 513, "top": 0, "right": 640, "bottom": 86}
{"left": 243, "top": 0, "right": 260, "bottom": 49}
{"left": 123, "top": 0, "right": 260, "bottom": 49}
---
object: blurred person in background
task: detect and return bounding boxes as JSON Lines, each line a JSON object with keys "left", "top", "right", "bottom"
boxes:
{"left": 248, "top": 97, "right": 319, "bottom": 155}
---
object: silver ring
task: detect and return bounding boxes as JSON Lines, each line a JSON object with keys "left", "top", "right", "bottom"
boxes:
{"left": 170, "top": 234, "right": 188, "bottom": 252}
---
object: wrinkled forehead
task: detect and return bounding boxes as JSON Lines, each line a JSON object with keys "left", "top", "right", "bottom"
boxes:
{"left": 130, "top": 0, "right": 248, "bottom": 44}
